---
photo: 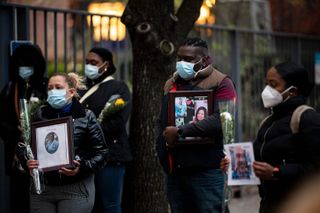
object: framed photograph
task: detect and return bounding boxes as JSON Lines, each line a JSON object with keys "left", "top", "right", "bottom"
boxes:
{"left": 168, "top": 90, "right": 213, "bottom": 144}
{"left": 31, "top": 116, "right": 74, "bottom": 172}
{"left": 224, "top": 142, "right": 260, "bottom": 186}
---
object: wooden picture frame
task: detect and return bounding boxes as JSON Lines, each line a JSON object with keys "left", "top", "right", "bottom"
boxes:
{"left": 31, "top": 116, "right": 74, "bottom": 172}
{"left": 168, "top": 90, "right": 214, "bottom": 145}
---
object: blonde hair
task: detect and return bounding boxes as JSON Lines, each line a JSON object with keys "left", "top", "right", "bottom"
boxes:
{"left": 50, "top": 72, "right": 86, "bottom": 98}
{"left": 67, "top": 72, "right": 87, "bottom": 90}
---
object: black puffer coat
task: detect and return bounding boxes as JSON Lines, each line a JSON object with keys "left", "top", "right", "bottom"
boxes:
{"left": 254, "top": 96, "right": 320, "bottom": 213}
{"left": 81, "top": 75, "right": 132, "bottom": 163}
{"left": 32, "top": 98, "right": 108, "bottom": 185}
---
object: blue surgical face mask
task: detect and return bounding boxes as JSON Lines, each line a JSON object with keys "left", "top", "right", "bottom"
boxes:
{"left": 19, "top": 66, "right": 34, "bottom": 80}
{"left": 85, "top": 64, "right": 104, "bottom": 80}
{"left": 176, "top": 61, "right": 196, "bottom": 80}
{"left": 47, "top": 89, "right": 67, "bottom": 109}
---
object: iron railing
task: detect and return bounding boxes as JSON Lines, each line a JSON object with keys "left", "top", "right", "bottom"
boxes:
{"left": 0, "top": 2, "right": 132, "bottom": 82}
{"left": 194, "top": 25, "right": 320, "bottom": 140}
{"left": 1, "top": 2, "right": 320, "bottom": 141}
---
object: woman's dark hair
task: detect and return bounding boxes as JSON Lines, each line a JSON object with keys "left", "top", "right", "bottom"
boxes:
{"left": 10, "top": 44, "right": 46, "bottom": 83}
{"left": 275, "top": 62, "right": 314, "bottom": 97}
{"left": 10, "top": 44, "right": 47, "bottom": 99}
{"left": 195, "top": 106, "right": 207, "bottom": 121}
{"left": 89, "top": 47, "right": 116, "bottom": 76}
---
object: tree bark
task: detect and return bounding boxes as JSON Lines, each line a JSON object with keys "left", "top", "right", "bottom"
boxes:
{"left": 121, "top": 1, "right": 202, "bottom": 212}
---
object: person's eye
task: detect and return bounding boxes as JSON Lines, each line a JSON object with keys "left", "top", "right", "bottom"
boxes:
{"left": 269, "top": 83, "right": 277, "bottom": 88}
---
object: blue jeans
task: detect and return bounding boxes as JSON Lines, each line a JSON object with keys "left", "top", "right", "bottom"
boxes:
{"left": 167, "top": 169, "right": 224, "bottom": 213}
{"left": 93, "top": 163, "right": 125, "bottom": 213}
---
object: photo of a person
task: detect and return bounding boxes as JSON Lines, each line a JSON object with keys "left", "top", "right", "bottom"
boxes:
{"left": 175, "top": 97, "right": 187, "bottom": 126}
{"left": 44, "top": 132, "right": 59, "bottom": 154}
{"left": 185, "top": 97, "right": 195, "bottom": 122}
{"left": 231, "top": 146, "right": 251, "bottom": 180}
{"left": 175, "top": 97, "right": 187, "bottom": 118}
{"left": 195, "top": 106, "right": 207, "bottom": 122}
{"left": 224, "top": 142, "right": 260, "bottom": 186}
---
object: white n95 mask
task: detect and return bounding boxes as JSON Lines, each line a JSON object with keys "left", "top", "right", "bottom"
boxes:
{"left": 261, "top": 85, "right": 295, "bottom": 108}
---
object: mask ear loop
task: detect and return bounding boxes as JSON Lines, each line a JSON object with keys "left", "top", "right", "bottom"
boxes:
{"left": 98, "top": 61, "right": 108, "bottom": 73}
{"left": 193, "top": 58, "right": 204, "bottom": 71}
{"left": 281, "top": 86, "right": 297, "bottom": 102}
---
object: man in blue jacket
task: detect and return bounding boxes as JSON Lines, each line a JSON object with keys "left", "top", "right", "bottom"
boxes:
{"left": 156, "top": 37, "right": 237, "bottom": 213}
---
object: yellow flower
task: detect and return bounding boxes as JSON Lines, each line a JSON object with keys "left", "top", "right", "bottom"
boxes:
{"left": 97, "top": 96, "right": 126, "bottom": 122}
{"left": 115, "top": 98, "right": 125, "bottom": 106}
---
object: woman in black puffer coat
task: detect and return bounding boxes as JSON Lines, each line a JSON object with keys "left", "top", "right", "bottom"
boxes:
{"left": 80, "top": 47, "right": 132, "bottom": 213}
{"left": 27, "top": 73, "right": 108, "bottom": 213}
{"left": 253, "top": 62, "right": 320, "bottom": 213}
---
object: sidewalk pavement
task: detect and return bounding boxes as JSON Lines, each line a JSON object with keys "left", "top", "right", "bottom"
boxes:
{"left": 228, "top": 186, "right": 260, "bottom": 213}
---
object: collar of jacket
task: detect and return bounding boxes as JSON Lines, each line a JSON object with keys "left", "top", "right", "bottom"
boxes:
{"left": 41, "top": 97, "right": 86, "bottom": 120}
{"left": 87, "top": 72, "right": 111, "bottom": 87}
{"left": 164, "top": 65, "right": 224, "bottom": 94}
{"left": 271, "top": 95, "right": 307, "bottom": 119}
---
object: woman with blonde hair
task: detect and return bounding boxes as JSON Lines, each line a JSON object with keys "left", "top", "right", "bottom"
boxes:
{"left": 27, "top": 73, "right": 108, "bottom": 213}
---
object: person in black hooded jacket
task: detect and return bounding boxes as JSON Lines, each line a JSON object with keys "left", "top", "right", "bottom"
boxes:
{"left": 27, "top": 73, "right": 108, "bottom": 213}
{"left": 252, "top": 62, "right": 320, "bottom": 213}
{"left": 80, "top": 47, "right": 132, "bottom": 213}
{"left": 0, "top": 43, "right": 47, "bottom": 213}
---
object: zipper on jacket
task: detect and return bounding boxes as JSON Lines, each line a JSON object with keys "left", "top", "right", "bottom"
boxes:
{"left": 259, "top": 121, "right": 274, "bottom": 201}
{"left": 259, "top": 122, "right": 274, "bottom": 162}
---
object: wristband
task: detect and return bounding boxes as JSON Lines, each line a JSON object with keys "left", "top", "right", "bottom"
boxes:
{"left": 177, "top": 128, "right": 183, "bottom": 137}
{"left": 272, "top": 167, "right": 280, "bottom": 179}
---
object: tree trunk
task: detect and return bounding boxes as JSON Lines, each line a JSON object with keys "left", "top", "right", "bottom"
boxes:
{"left": 121, "top": 0, "right": 203, "bottom": 212}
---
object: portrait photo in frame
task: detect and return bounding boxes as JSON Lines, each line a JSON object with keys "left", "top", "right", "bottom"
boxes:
{"left": 31, "top": 116, "right": 74, "bottom": 172}
{"left": 168, "top": 90, "right": 214, "bottom": 144}
{"left": 224, "top": 142, "right": 260, "bottom": 186}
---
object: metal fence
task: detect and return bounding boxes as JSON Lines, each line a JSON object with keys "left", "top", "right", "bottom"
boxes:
{"left": 194, "top": 25, "right": 320, "bottom": 140}
{"left": 0, "top": 2, "right": 132, "bottom": 82}
{"left": 1, "top": 2, "right": 320, "bottom": 142}
{"left": 1, "top": 3, "right": 320, "bottom": 211}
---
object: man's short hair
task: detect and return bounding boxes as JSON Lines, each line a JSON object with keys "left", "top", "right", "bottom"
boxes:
{"left": 181, "top": 37, "right": 208, "bottom": 49}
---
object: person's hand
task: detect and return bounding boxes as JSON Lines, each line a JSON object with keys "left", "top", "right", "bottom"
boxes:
{"left": 220, "top": 156, "right": 230, "bottom": 173}
{"left": 163, "top": 126, "right": 179, "bottom": 148}
{"left": 59, "top": 160, "right": 80, "bottom": 177}
{"left": 27, "top": 159, "right": 39, "bottom": 176}
{"left": 253, "top": 161, "right": 275, "bottom": 180}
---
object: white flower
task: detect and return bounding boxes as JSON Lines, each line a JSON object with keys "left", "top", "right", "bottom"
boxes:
{"left": 220, "top": 111, "right": 232, "bottom": 121}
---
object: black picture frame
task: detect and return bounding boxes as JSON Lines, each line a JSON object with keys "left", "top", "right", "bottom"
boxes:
{"left": 31, "top": 116, "right": 74, "bottom": 172}
{"left": 168, "top": 90, "right": 214, "bottom": 145}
